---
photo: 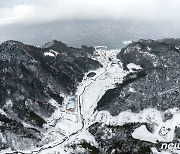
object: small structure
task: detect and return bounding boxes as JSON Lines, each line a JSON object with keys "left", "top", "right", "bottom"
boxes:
{"left": 66, "top": 97, "right": 76, "bottom": 112}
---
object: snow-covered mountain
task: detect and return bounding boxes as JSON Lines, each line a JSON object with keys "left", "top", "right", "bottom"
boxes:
{"left": 1, "top": 38, "right": 180, "bottom": 153}
{"left": 0, "top": 40, "right": 101, "bottom": 151}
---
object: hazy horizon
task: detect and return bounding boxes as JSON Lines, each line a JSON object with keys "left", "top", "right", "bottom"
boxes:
{"left": 0, "top": 0, "right": 180, "bottom": 48}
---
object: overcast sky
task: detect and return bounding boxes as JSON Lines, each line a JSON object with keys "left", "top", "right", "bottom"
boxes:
{"left": 0, "top": 0, "right": 180, "bottom": 48}
{"left": 0, "top": 0, "right": 180, "bottom": 25}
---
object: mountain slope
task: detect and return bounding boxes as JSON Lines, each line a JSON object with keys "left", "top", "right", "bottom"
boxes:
{"left": 97, "top": 39, "right": 180, "bottom": 115}
{"left": 0, "top": 40, "right": 102, "bottom": 150}
{"left": 2, "top": 38, "right": 180, "bottom": 153}
{"left": 91, "top": 39, "right": 180, "bottom": 153}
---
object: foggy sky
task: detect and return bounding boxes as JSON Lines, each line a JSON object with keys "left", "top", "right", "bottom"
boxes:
{"left": 0, "top": 0, "right": 180, "bottom": 48}
{"left": 0, "top": 0, "right": 180, "bottom": 25}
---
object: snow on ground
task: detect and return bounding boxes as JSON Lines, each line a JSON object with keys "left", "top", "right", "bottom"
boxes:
{"left": 95, "top": 107, "right": 180, "bottom": 153}
{"left": 175, "top": 46, "right": 180, "bottom": 50}
{"left": 44, "top": 50, "right": 59, "bottom": 57}
{"left": 132, "top": 125, "right": 157, "bottom": 143}
{"left": 44, "top": 52, "right": 55, "bottom": 57}
{"left": 129, "top": 87, "right": 136, "bottom": 93}
{"left": 36, "top": 48, "right": 180, "bottom": 154}
{"left": 41, "top": 97, "right": 82, "bottom": 145}
{"left": 30, "top": 47, "right": 127, "bottom": 153}
{"left": 3, "top": 99, "right": 13, "bottom": 108}
{"left": 0, "top": 148, "right": 14, "bottom": 154}
{"left": 75, "top": 129, "right": 98, "bottom": 146}
{"left": 36, "top": 129, "right": 98, "bottom": 154}
{"left": 77, "top": 48, "right": 128, "bottom": 127}
{"left": 48, "top": 99, "right": 60, "bottom": 107}
{"left": 127, "top": 63, "right": 142, "bottom": 72}
{"left": 4, "top": 47, "right": 180, "bottom": 154}
{"left": 0, "top": 108, "right": 7, "bottom": 116}
{"left": 79, "top": 63, "right": 127, "bottom": 127}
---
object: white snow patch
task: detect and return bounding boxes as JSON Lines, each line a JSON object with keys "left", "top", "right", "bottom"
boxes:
{"left": 44, "top": 50, "right": 59, "bottom": 57}
{"left": 96, "top": 108, "right": 180, "bottom": 144}
{"left": 129, "top": 87, "right": 136, "bottom": 93}
{"left": 175, "top": 46, "right": 180, "bottom": 50}
{"left": 49, "top": 99, "right": 59, "bottom": 107}
{"left": 44, "top": 52, "right": 55, "bottom": 57}
{"left": 3, "top": 99, "right": 13, "bottom": 108}
{"left": 127, "top": 63, "right": 142, "bottom": 72}
{"left": 50, "top": 49, "right": 59, "bottom": 56}
{"left": 147, "top": 46, "right": 151, "bottom": 51}
{"left": 0, "top": 109, "right": 7, "bottom": 116}
{"left": 77, "top": 130, "right": 97, "bottom": 144}
{"left": 0, "top": 132, "right": 6, "bottom": 143}
{"left": 132, "top": 125, "right": 157, "bottom": 143}
{"left": 77, "top": 62, "right": 128, "bottom": 127}
{"left": 0, "top": 148, "right": 15, "bottom": 154}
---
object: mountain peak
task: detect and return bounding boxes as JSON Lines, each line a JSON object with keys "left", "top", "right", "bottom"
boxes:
{"left": 42, "top": 40, "right": 68, "bottom": 51}
{"left": 1, "top": 40, "right": 23, "bottom": 47}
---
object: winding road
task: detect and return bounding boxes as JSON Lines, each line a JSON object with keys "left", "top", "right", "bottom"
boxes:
{"left": 4, "top": 49, "right": 118, "bottom": 154}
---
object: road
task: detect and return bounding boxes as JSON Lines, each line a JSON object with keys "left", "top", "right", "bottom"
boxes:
{"left": 3, "top": 48, "right": 124, "bottom": 154}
